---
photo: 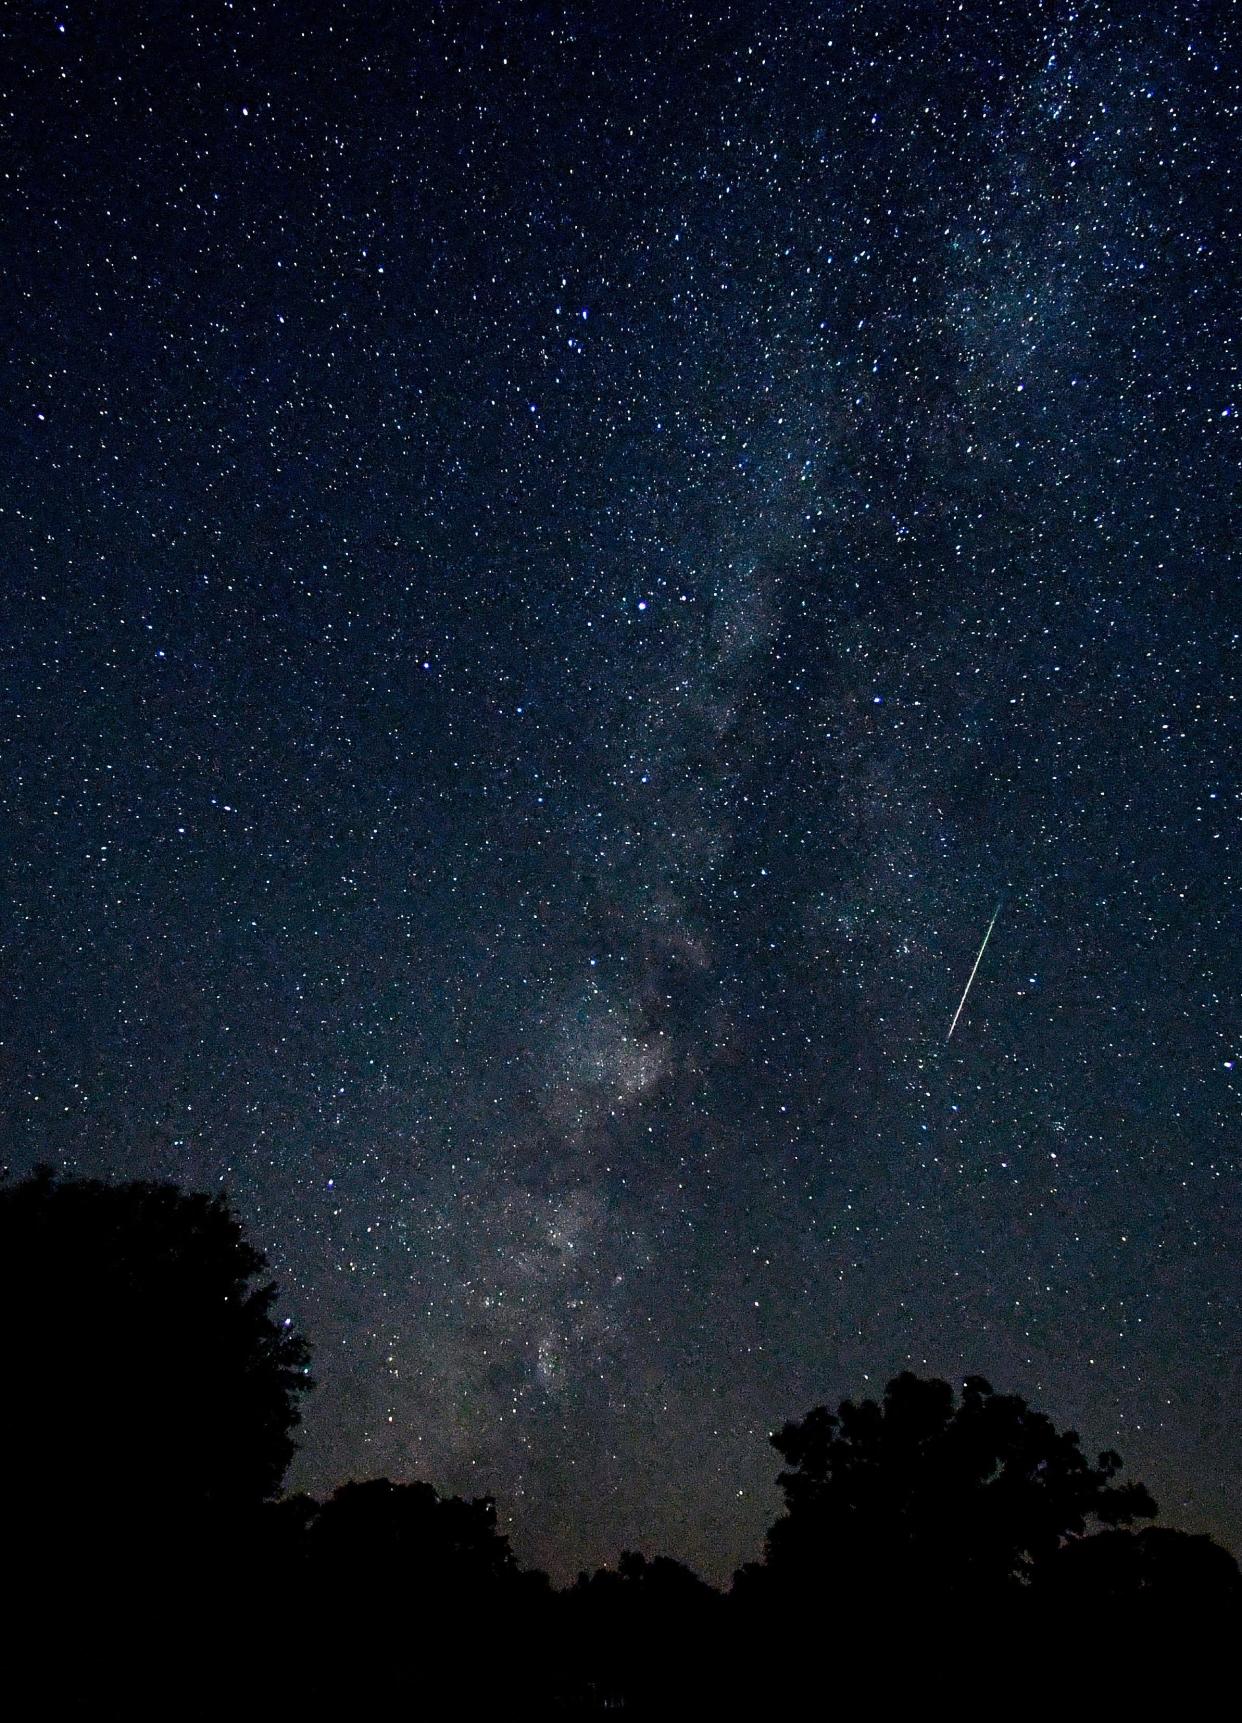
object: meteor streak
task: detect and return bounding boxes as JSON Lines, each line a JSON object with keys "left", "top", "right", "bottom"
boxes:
{"left": 946, "top": 901, "right": 1003, "bottom": 1042}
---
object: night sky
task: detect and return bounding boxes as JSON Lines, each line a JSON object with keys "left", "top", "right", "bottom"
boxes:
{"left": 1, "top": 1, "right": 1237, "bottom": 1583}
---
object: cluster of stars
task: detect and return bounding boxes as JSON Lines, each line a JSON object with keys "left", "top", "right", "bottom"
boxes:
{"left": 0, "top": 2, "right": 1236, "bottom": 1581}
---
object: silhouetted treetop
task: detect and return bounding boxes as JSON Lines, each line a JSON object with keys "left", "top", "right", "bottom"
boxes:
{"left": 752, "top": 1371, "right": 1158, "bottom": 1604}
{"left": 5, "top": 1161, "right": 1235, "bottom": 1663}
{"left": 1037, "top": 1525, "right": 1242, "bottom": 1604}
{"left": 301, "top": 1477, "right": 522, "bottom": 1596}
{"left": 570, "top": 1550, "right": 720, "bottom": 1610}
{"left": 0, "top": 1165, "right": 311, "bottom": 1531}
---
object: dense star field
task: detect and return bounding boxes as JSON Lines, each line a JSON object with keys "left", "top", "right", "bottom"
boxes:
{"left": 0, "top": 2, "right": 1237, "bottom": 1582}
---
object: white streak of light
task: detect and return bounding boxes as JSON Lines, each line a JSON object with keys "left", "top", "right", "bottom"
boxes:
{"left": 946, "top": 902, "right": 1003, "bottom": 1042}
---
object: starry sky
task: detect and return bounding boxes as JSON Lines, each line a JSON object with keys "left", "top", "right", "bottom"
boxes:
{"left": 1, "top": 1, "right": 1237, "bottom": 1584}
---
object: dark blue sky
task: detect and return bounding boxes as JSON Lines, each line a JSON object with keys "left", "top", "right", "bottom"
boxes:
{"left": 1, "top": 0, "right": 1236, "bottom": 1581}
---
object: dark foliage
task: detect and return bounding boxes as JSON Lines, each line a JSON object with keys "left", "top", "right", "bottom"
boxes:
{"left": 559, "top": 1552, "right": 726, "bottom": 1709}
{"left": 3, "top": 1173, "right": 1236, "bottom": 1707}
{"left": 0, "top": 1165, "right": 310, "bottom": 1578}
{"left": 743, "top": 1371, "right": 1159, "bottom": 1608}
{"left": 253, "top": 1478, "right": 556, "bottom": 1708}
{"left": 1036, "top": 1524, "right": 1242, "bottom": 1605}
{"left": 292, "top": 1477, "right": 524, "bottom": 1596}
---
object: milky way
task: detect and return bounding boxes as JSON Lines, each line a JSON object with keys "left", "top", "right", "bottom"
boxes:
{"left": 0, "top": 1, "right": 1236, "bottom": 1581}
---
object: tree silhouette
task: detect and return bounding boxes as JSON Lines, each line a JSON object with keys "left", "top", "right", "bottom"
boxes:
{"left": 1036, "top": 1525, "right": 1242, "bottom": 1606}
{"left": 0, "top": 1166, "right": 311, "bottom": 1580}
{"left": 262, "top": 1479, "right": 555, "bottom": 1705}
{"left": 563, "top": 1552, "right": 725, "bottom": 1713}
{"left": 568, "top": 1548, "right": 721, "bottom": 1622}
{"left": 4, "top": 1161, "right": 1236, "bottom": 1674}
{"left": 743, "top": 1372, "right": 1159, "bottom": 1610}
{"left": 300, "top": 1477, "right": 524, "bottom": 1601}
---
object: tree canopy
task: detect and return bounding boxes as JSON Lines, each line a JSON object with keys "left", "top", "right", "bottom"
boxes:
{"left": 746, "top": 1371, "right": 1160, "bottom": 1607}
{"left": 0, "top": 1165, "right": 311, "bottom": 1559}
{"left": 1036, "top": 1525, "right": 1242, "bottom": 1604}
{"left": 1, "top": 1168, "right": 1236, "bottom": 1692}
{"left": 298, "top": 1477, "right": 523, "bottom": 1599}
